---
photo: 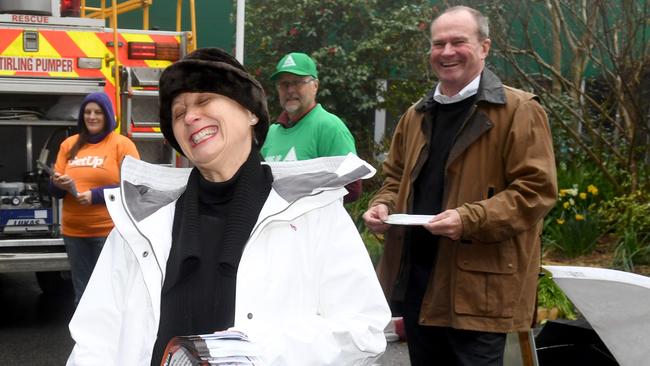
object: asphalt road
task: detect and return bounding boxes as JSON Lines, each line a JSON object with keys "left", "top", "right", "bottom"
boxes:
{"left": 0, "top": 272, "right": 410, "bottom": 365}
{"left": 0, "top": 272, "right": 75, "bottom": 365}
{"left": 379, "top": 341, "right": 411, "bottom": 366}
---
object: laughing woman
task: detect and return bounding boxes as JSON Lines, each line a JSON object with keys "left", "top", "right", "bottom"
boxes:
{"left": 66, "top": 48, "right": 390, "bottom": 366}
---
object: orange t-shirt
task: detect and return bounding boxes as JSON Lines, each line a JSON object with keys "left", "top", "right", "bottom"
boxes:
{"left": 54, "top": 132, "right": 140, "bottom": 237}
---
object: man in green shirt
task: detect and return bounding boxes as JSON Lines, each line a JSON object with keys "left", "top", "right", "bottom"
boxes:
{"left": 261, "top": 52, "right": 361, "bottom": 202}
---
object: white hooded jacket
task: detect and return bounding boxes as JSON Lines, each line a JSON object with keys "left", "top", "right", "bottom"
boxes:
{"left": 67, "top": 153, "right": 390, "bottom": 366}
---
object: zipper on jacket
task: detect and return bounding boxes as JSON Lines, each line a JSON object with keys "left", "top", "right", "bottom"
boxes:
{"left": 246, "top": 189, "right": 332, "bottom": 247}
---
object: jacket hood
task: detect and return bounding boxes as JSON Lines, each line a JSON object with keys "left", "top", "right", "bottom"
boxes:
{"left": 78, "top": 92, "right": 117, "bottom": 139}
{"left": 116, "top": 153, "right": 375, "bottom": 223}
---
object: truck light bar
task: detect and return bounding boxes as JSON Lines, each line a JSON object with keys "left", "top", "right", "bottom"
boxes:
{"left": 128, "top": 42, "right": 180, "bottom": 61}
{"left": 60, "top": 0, "right": 81, "bottom": 17}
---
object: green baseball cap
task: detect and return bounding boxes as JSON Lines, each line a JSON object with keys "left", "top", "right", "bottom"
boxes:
{"left": 270, "top": 52, "right": 318, "bottom": 80}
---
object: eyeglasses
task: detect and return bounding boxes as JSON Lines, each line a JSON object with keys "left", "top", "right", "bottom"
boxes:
{"left": 276, "top": 78, "right": 314, "bottom": 90}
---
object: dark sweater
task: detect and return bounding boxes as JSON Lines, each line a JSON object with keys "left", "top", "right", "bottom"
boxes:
{"left": 406, "top": 95, "right": 477, "bottom": 303}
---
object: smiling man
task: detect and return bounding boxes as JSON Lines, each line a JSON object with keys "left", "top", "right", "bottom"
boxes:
{"left": 363, "top": 6, "right": 558, "bottom": 366}
{"left": 261, "top": 52, "right": 361, "bottom": 203}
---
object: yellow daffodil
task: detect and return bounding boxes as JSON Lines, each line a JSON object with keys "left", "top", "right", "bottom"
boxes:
{"left": 559, "top": 188, "right": 578, "bottom": 197}
{"left": 579, "top": 192, "right": 587, "bottom": 200}
{"left": 556, "top": 218, "right": 565, "bottom": 225}
{"left": 563, "top": 202, "right": 571, "bottom": 209}
{"left": 575, "top": 214, "right": 585, "bottom": 221}
{"left": 587, "top": 184, "right": 598, "bottom": 195}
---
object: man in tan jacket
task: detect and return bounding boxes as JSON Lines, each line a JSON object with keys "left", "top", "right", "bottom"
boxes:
{"left": 363, "top": 5, "right": 557, "bottom": 366}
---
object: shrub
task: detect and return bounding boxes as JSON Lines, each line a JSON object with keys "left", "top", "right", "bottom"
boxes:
{"left": 544, "top": 183, "right": 603, "bottom": 257}
{"left": 537, "top": 271, "right": 577, "bottom": 324}
{"left": 600, "top": 190, "right": 650, "bottom": 271}
{"left": 346, "top": 190, "right": 384, "bottom": 266}
{"left": 361, "top": 230, "right": 383, "bottom": 267}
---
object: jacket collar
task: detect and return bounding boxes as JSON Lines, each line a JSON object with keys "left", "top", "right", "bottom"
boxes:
{"left": 118, "top": 153, "right": 375, "bottom": 224}
{"left": 414, "top": 68, "right": 506, "bottom": 113}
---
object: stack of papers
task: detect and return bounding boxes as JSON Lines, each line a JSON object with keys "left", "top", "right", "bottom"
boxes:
{"left": 161, "top": 330, "right": 263, "bottom": 366}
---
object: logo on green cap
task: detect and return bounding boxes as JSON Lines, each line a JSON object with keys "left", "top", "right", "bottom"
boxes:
{"left": 282, "top": 55, "right": 297, "bottom": 68}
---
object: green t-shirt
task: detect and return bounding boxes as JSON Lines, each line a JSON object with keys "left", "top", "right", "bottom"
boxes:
{"left": 261, "top": 104, "right": 357, "bottom": 162}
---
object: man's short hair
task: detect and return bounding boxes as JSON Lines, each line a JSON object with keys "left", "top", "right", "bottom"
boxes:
{"left": 436, "top": 5, "right": 490, "bottom": 40}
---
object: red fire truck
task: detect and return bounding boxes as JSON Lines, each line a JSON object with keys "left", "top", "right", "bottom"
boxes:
{"left": 0, "top": 0, "right": 195, "bottom": 292}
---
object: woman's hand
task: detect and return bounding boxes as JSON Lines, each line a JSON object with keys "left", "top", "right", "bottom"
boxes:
{"left": 51, "top": 173, "right": 77, "bottom": 195}
{"left": 76, "top": 191, "right": 92, "bottom": 205}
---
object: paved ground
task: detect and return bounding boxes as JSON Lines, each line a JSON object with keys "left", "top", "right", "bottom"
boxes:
{"left": 0, "top": 272, "right": 75, "bottom": 365}
{"left": 378, "top": 341, "right": 410, "bottom": 365}
{"left": 0, "top": 272, "right": 411, "bottom": 365}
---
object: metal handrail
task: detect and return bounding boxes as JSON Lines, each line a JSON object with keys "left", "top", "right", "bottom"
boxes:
{"left": 81, "top": 0, "right": 194, "bottom": 49}
{"left": 176, "top": 0, "right": 197, "bottom": 51}
{"left": 82, "top": 0, "right": 152, "bottom": 29}
{"left": 111, "top": 3, "right": 120, "bottom": 125}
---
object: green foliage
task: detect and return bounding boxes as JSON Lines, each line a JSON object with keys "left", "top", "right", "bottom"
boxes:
{"left": 479, "top": 0, "right": 650, "bottom": 194}
{"left": 381, "top": 79, "right": 432, "bottom": 120}
{"left": 544, "top": 183, "right": 603, "bottom": 258}
{"left": 345, "top": 190, "right": 384, "bottom": 266}
{"left": 244, "top": 0, "right": 435, "bottom": 160}
{"left": 600, "top": 190, "right": 650, "bottom": 236}
{"left": 345, "top": 190, "right": 375, "bottom": 232}
{"left": 544, "top": 93, "right": 622, "bottom": 199}
{"left": 613, "top": 227, "right": 650, "bottom": 272}
{"left": 537, "top": 272, "right": 577, "bottom": 322}
{"left": 554, "top": 159, "right": 615, "bottom": 204}
{"left": 361, "top": 229, "right": 384, "bottom": 267}
{"left": 600, "top": 190, "right": 650, "bottom": 271}
{"left": 543, "top": 94, "right": 582, "bottom": 162}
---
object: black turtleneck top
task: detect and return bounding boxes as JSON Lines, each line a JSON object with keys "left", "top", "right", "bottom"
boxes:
{"left": 151, "top": 150, "right": 273, "bottom": 365}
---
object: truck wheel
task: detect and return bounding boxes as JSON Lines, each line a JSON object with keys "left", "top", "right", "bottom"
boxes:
{"left": 35, "top": 271, "right": 71, "bottom": 295}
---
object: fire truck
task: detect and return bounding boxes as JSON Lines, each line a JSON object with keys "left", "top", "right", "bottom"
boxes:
{"left": 0, "top": 0, "right": 195, "bottom": 292}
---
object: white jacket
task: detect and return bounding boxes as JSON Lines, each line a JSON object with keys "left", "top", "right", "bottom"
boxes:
{"left": 67, "top": 154, "right": 390, "bottom": 366}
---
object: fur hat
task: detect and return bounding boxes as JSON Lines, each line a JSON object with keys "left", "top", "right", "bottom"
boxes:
{"left": 158, "top": 48, "right": 269, "bottom": 155}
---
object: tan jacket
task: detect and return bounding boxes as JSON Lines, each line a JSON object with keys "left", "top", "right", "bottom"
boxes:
{"left": 371, "top": 69, "right": 557, "bottom": 333}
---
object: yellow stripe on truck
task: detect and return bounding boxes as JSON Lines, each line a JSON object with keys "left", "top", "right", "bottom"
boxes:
{"left": 0, "top": 33, "right": 79, "bottom": 77}
{"left": 37, "top": 34, "right": 79, "bottom": 77}
{"left": 66, "top": 31, "right": 115, "bottom": 86}
{"left": 0, "top": 34, "right": 21, "bottom": 76}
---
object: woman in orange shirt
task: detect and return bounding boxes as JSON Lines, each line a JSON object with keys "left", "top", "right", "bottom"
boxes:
{"left": 49, "top": 92, "right": 139, "bottom": 304}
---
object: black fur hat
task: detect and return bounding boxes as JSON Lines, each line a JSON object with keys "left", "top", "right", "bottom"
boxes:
{"left": 159, "top": 48, "right": 269, "bottom": 155}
